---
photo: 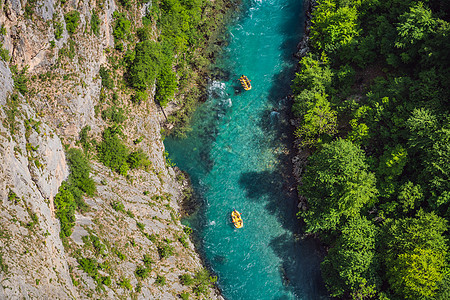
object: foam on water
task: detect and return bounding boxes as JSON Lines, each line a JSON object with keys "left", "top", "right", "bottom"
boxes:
{"left": 165, "top": 0, "right": 327, "bottom": 299}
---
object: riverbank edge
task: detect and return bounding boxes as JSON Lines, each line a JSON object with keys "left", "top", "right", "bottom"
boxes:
{"left": 291, "top": 0, "right": 316, "bottom": 216}
{"left": 162, "top": 0, "right": 243, "bottom": 137}
{"left": 166, "top": 2, "right": 246, "bottom": 298}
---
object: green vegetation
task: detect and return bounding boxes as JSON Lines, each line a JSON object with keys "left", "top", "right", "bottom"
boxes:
{"left": 192, "top": 269, "right": 217, "bottom": 296}
{"left": 64, "top": 11, "right": 80, "bottom": 35}
{"left": 180, "top": 274, "right": 194, "bottom": 286}
{"left": 101, "top": 106, "right": 126, "bottom": 123}
{"left": 0, "top": 253, "right": 8, "bottom": 273}
{"left": 54, "top": 148, "right": 95, "bottom": 238}
{"left": 99, "top": 66, "right": 114, "bottom": 89}
{"left": 54, "top": 21, "right": 64, "bottom": 40}
{"left": 118, "top": 0, "right": 233, "bottom": 133}
{"left": 77, "top": 257, "right": 110, "bottom": 289}
{"left": 111, "top": 200, "right": 125, "bottom": 213}
{"left": 58, "top": 39, "right": 77, "bottom": 61}
{"left": 157, "top": 240, "right": 174, "bottom": 258}
{"left": 293, "top": 0, "right": 450, "bottom": 299}
{"left": 97, "top": 126, "right": 150, "bottom": 176}
{"left": 4, "top": 94, "right": 20, "bottom": 136}
{"left": 91, "top": 10, "right": 101, "bottom": 36}
{"left": 0, "top": 42, "right": 9, "bottom": 61}
{"left": 112, "top": 12, "right": 131, "bottom": 42}
{"left": 155, "top": 274, "right": 166, "bottom": 286}
{"left": 119, "top": 277, "right": 132, "bottom": 290}
{"left": 135, "top": 265, "right": 150, "bottom": 279}
{"left": 180, "top": 292, "right": 190, "bottom": 300}
{"left": 11, "top": 65, "right": 28, "bottom": 95}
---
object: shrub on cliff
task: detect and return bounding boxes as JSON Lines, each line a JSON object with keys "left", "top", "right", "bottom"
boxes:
{"left": 127, "top": 41, "right": 161, "bottom": 91}
{"left": 97, "top": 126, "right": 130, "bottom": 176}
{"left": 54, "top": 148, "right": 96, "bottom": 238}
{"left": 64, "top": 11, "right": 80, "bottom": 35}
{"left": 97, "top": 126, "right": 150, "bottom": 175}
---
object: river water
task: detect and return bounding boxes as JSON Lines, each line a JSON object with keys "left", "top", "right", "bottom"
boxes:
{"left": 164, "top": 0, "right": 327, "bottom": 299}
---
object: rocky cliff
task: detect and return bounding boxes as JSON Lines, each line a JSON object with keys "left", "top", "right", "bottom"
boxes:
{"left": 0, "top": 0, "right": 223, "bottom": 298}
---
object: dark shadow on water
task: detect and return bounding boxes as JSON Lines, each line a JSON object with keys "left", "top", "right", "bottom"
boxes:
{"left": 269, "top": 233, "right": 327, "bottom": 299}
{"left": 238, "top": 170, "right": 299, "bottom": 232}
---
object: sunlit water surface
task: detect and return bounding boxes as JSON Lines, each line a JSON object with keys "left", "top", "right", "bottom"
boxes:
{"left": 165, "top": 0, "right": 327, "bottom": 299}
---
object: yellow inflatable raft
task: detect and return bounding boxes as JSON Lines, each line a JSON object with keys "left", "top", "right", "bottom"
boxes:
{"left": 231, "top": 209, "right": 243, "bottom": 228}
{"left": 239, "top": 75, "right": 252, "bottom": 91}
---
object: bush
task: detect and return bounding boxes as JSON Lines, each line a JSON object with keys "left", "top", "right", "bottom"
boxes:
{"left": 91, "top": 10, "right": 101, "bottom": 36}
{"left": 101, "top": 106, "right": 126, "bottom": 123}
{"left": 132, "top": 90, "right": 148, "bottom": 104}
{"left": 127, "top": 149, "right": 150, "bottom": 169}
{"left": 67, "top": 148, "right": 96, "bottom": 197}
{"left": 54, "top": 21, "right": 63, "bottom": 40}
{"left": 79, "top": 126, "right": 92, "bottom": 152}
{"left": 136, "top": 221, "right": 145, "bottom": 230}
{"left": 54, "top": 148, "right": 95, "bottom": 238}
{"left": 155, "top": 275, "right": 166, "bottom": 286}
{"left": 64, "top": 11, "right": 80, "bottom": 35}
{"left": 180, "top": 274, "right": 194, "bottom": 286}
{"left": 158, "top": 243, "right": 174, "bottom": 258}
{"left": 143, "top": 254, "right": 154, "bottom": 267}
{"left": 156, "top": 58, "right": 178, "bottom": 107}
{"left": 135, "top": 266, "right": 150, "bottom": 279}
{"left": 113, "top": 12, "right": 131, "bottom": 41}
{"left": 0, "top": 42, "right": 9, "bottom": 62}
{"left": 11, "top": 65, "right": 28, "bottom": 95}
{"left": 54, "top": 183, "right": 76, "bottom": 238}
{"left": 77, "top": 257, "right": 99, "bottom": 278}
{"left": 127, "top": 41, "right": 161, "bottom": 90}
{"left": 102, "top": 276, "right": 111, "bottom": 286}
{"left": 99, "top": 66, "right": 114, "bottom": 89}
{"left": 97, "top": 126, "right": 130, "bottom": 175}
{"left": 119, "top": 277, "right": 132, "bottom": 290}
{"left": 111, "top": 200, "right": 125, "bottom": 212}
{"left": 180, "top": 292, "right": 190, "bottom": 300}
{"left": 114, "top": 248, "right": 126, "bottom": 260}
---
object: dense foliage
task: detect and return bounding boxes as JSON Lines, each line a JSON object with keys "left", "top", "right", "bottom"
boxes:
{"left": 97, "top": 126, "right": 150, "bottom": 176}
{"left": 293, "top": 0, "right": 450, "bottom": 298}
{"left": 64, "top": 11, "right": 80, "bottom": 35}
{"left": 55, "top": 148, "right": 95, "bottom": 238}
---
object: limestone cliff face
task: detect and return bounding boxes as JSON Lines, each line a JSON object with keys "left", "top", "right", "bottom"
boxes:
{"left": 0, "top": 0, "right": 222, "bottom": 298}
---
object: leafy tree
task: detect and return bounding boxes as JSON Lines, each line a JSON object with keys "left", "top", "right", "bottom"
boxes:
{"left": 156, "top": 57, "right": 178, "bottom": 107}
{"left": 310, "top": 0, "right": 359, "bottom": 54}
{"left": 67, "top": 148, "right": 96, "bottom": 198}
{"left": 298, "top": 139, "right": 377, "bottom": 232}
{"left": 377, "top": 145, "right": 408, "bottom": 197}
{"left": 90, "top": 10, "right": 101, "bottom": 36}
{"left": 54, "top": 183, "right": 76, "bottom": 238}
{"left": 407, "top": 109, "right": 450, "bottom": 208}
{"left": 64, "top": 11, "right": 80, "bottom": 35}
{"left": 291, "top": 54, "right": 333, "bottom": 97}
{"left": 321, "top": 216, "right": 379, "bottom": 297}
{"left": 397, "top": 181, "right": 423, "bottom": 213}
{"left": 387, "top": 248, "right": 445, "bottom": 299}
{"left": 381, "top": 210, "right": 448, "bottom": 267}
{"left": 395, "top": 3, "right": 437, "bottom": 63}
{"left": 113, "top": 12, "right": 131, "bottom": 41}
{"left": 128, "top": 41, "right": 161, "bottom": 90}
{"left": 127, "top": 149, "right": 150, "bottom": 169}
{"left": 294, "top": 92, "right": 337, "bottom": 148}
{"left": 97, "top": 126, "right": 130, "bottom": 176}
{"left": 380, "top": 211, "right": 448, "bottom": 299}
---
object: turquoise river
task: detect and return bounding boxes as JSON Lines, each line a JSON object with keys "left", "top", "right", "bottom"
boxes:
{"left": 165, "top": 0, "right": 327, "bottom": 299}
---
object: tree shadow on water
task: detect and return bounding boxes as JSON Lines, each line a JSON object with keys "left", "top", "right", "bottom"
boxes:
{"left": 270, "top": 233, "right": 328, "bottom": 299}
{"left": 238, "top": 170, "right": 299, "bottom": 232}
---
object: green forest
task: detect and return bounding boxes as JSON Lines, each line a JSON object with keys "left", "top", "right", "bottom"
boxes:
{"left": 292, "top": 0, "right": 450, "bottom": 299}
